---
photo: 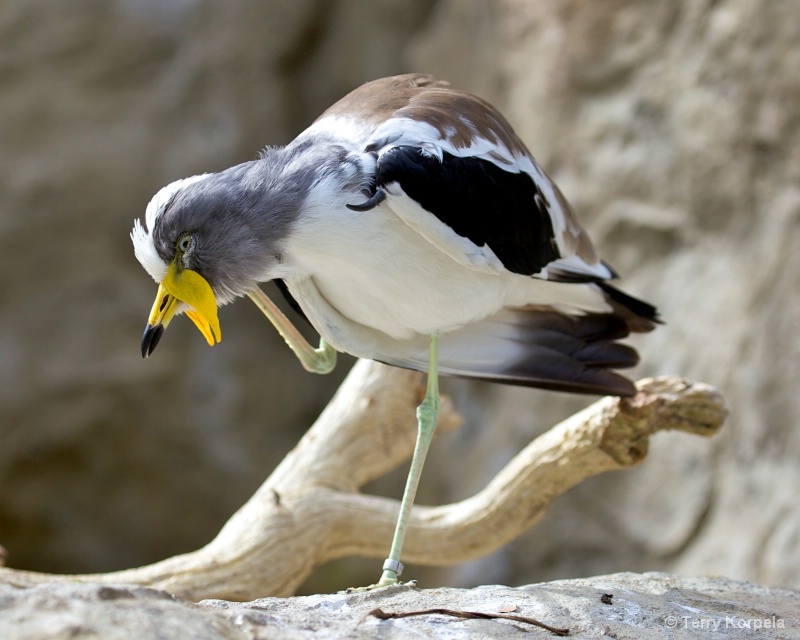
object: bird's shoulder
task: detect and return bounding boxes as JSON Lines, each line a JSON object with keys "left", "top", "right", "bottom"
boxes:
{"left": 302, "top": 75, "right": 613, "bottom": 282}
{"left": 314, "top": 73, "right": 449, "bottom": 127}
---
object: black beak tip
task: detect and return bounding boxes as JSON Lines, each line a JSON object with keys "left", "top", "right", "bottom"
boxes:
{"left": 141, "top": 324, "right": 165, "bottom": 358}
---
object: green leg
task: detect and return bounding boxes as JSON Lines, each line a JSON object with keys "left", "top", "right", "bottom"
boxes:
{"left": 247, "top": 286, "right": 337, "bottom": 374}
{"left": 377, "top": 332, "right": 440, "bottom": 586}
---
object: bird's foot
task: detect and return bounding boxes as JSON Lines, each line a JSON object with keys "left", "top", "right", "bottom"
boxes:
{"left": 343, "top": 559, "right": 416, "bottom": 593}
{"left": 343, "top": 579, "right": 417, "bottom": 594}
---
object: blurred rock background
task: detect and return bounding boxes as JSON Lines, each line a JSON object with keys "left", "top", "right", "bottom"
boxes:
{"left": 0, "top": 0, "right": 798, "bottom": 595}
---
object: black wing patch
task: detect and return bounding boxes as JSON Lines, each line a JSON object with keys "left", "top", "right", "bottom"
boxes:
{"left": 375, "top": 146, "right": 561, "bottom": 276}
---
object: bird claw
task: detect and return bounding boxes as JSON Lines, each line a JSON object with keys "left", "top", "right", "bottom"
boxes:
{"left": 346, "top": 188, "right": 386, "bottom": 211}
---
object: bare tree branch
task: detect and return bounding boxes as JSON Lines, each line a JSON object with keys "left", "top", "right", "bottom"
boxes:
{"left": 0, "top": 360, "right": 726, "bottom": 599}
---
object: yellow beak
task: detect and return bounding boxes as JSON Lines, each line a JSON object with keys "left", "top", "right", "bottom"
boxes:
{"left": 141, "top": 259, "right": 221, "bottom": 357}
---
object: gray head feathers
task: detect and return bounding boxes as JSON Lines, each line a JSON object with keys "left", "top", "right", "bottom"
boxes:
{"left": 131, "top": 147, "right": 318, "bottom": 305}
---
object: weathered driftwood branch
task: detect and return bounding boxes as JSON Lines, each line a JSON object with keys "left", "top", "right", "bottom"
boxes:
{"left": 0, "top": 360, "right": 726, "bottom": 600}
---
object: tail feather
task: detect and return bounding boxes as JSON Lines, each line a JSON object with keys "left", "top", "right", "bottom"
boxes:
{"left": 436, "top": 309, "right": 641, "bottom": 396}
{"left": 379, "top": 283, "right": 659, "bottom": 397}
{"left": 596, "top": 281, "right": 661, "bottom": 332}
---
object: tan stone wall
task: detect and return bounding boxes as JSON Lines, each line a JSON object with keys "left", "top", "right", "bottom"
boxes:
{"left": 1, "top": 0, "right": 798, "bottom": 592}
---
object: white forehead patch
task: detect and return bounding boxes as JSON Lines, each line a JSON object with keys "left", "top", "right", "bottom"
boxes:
{"left": 130, "top": 174, "right": 210, "bottom": 283}
{"left": 131, "top": 218, "right": 167, "bottom": 283}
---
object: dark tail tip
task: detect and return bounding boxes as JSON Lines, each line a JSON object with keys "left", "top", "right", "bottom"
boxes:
{"left": 596, "top": 282, "right": 662, "bottom": 330}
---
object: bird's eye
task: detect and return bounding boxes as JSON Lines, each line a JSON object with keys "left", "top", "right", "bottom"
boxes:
{"left": 177, "top": 234, "right": 192, "bottom": 253}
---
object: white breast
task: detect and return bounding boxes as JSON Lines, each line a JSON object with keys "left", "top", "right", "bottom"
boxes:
{"left": 285, "top": 203, "right": 508, "bottom": 340}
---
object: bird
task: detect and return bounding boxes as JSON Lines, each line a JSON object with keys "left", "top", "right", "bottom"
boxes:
{"left": 131, "top": 73, "right": 659, "bottom": 588}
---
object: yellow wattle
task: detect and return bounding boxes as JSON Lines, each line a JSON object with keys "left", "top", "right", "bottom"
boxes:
{"left": 162, "top": 260, "right": 221, "bottom": 345}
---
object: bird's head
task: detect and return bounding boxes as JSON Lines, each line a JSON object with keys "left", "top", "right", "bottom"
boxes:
{"left": 131, "top": 166, "right": 293, "bottom": 357}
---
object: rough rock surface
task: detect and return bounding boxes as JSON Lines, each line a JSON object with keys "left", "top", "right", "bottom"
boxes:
{"left": 1, "top": 0, "right": 799, "bottom": 596}
{"left": 1, "top": 573, "right": 797, "bottom": 640}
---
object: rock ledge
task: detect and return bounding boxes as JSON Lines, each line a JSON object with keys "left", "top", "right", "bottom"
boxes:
{"left": 1, "top": 572, "right": 797, "bottom": 639}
